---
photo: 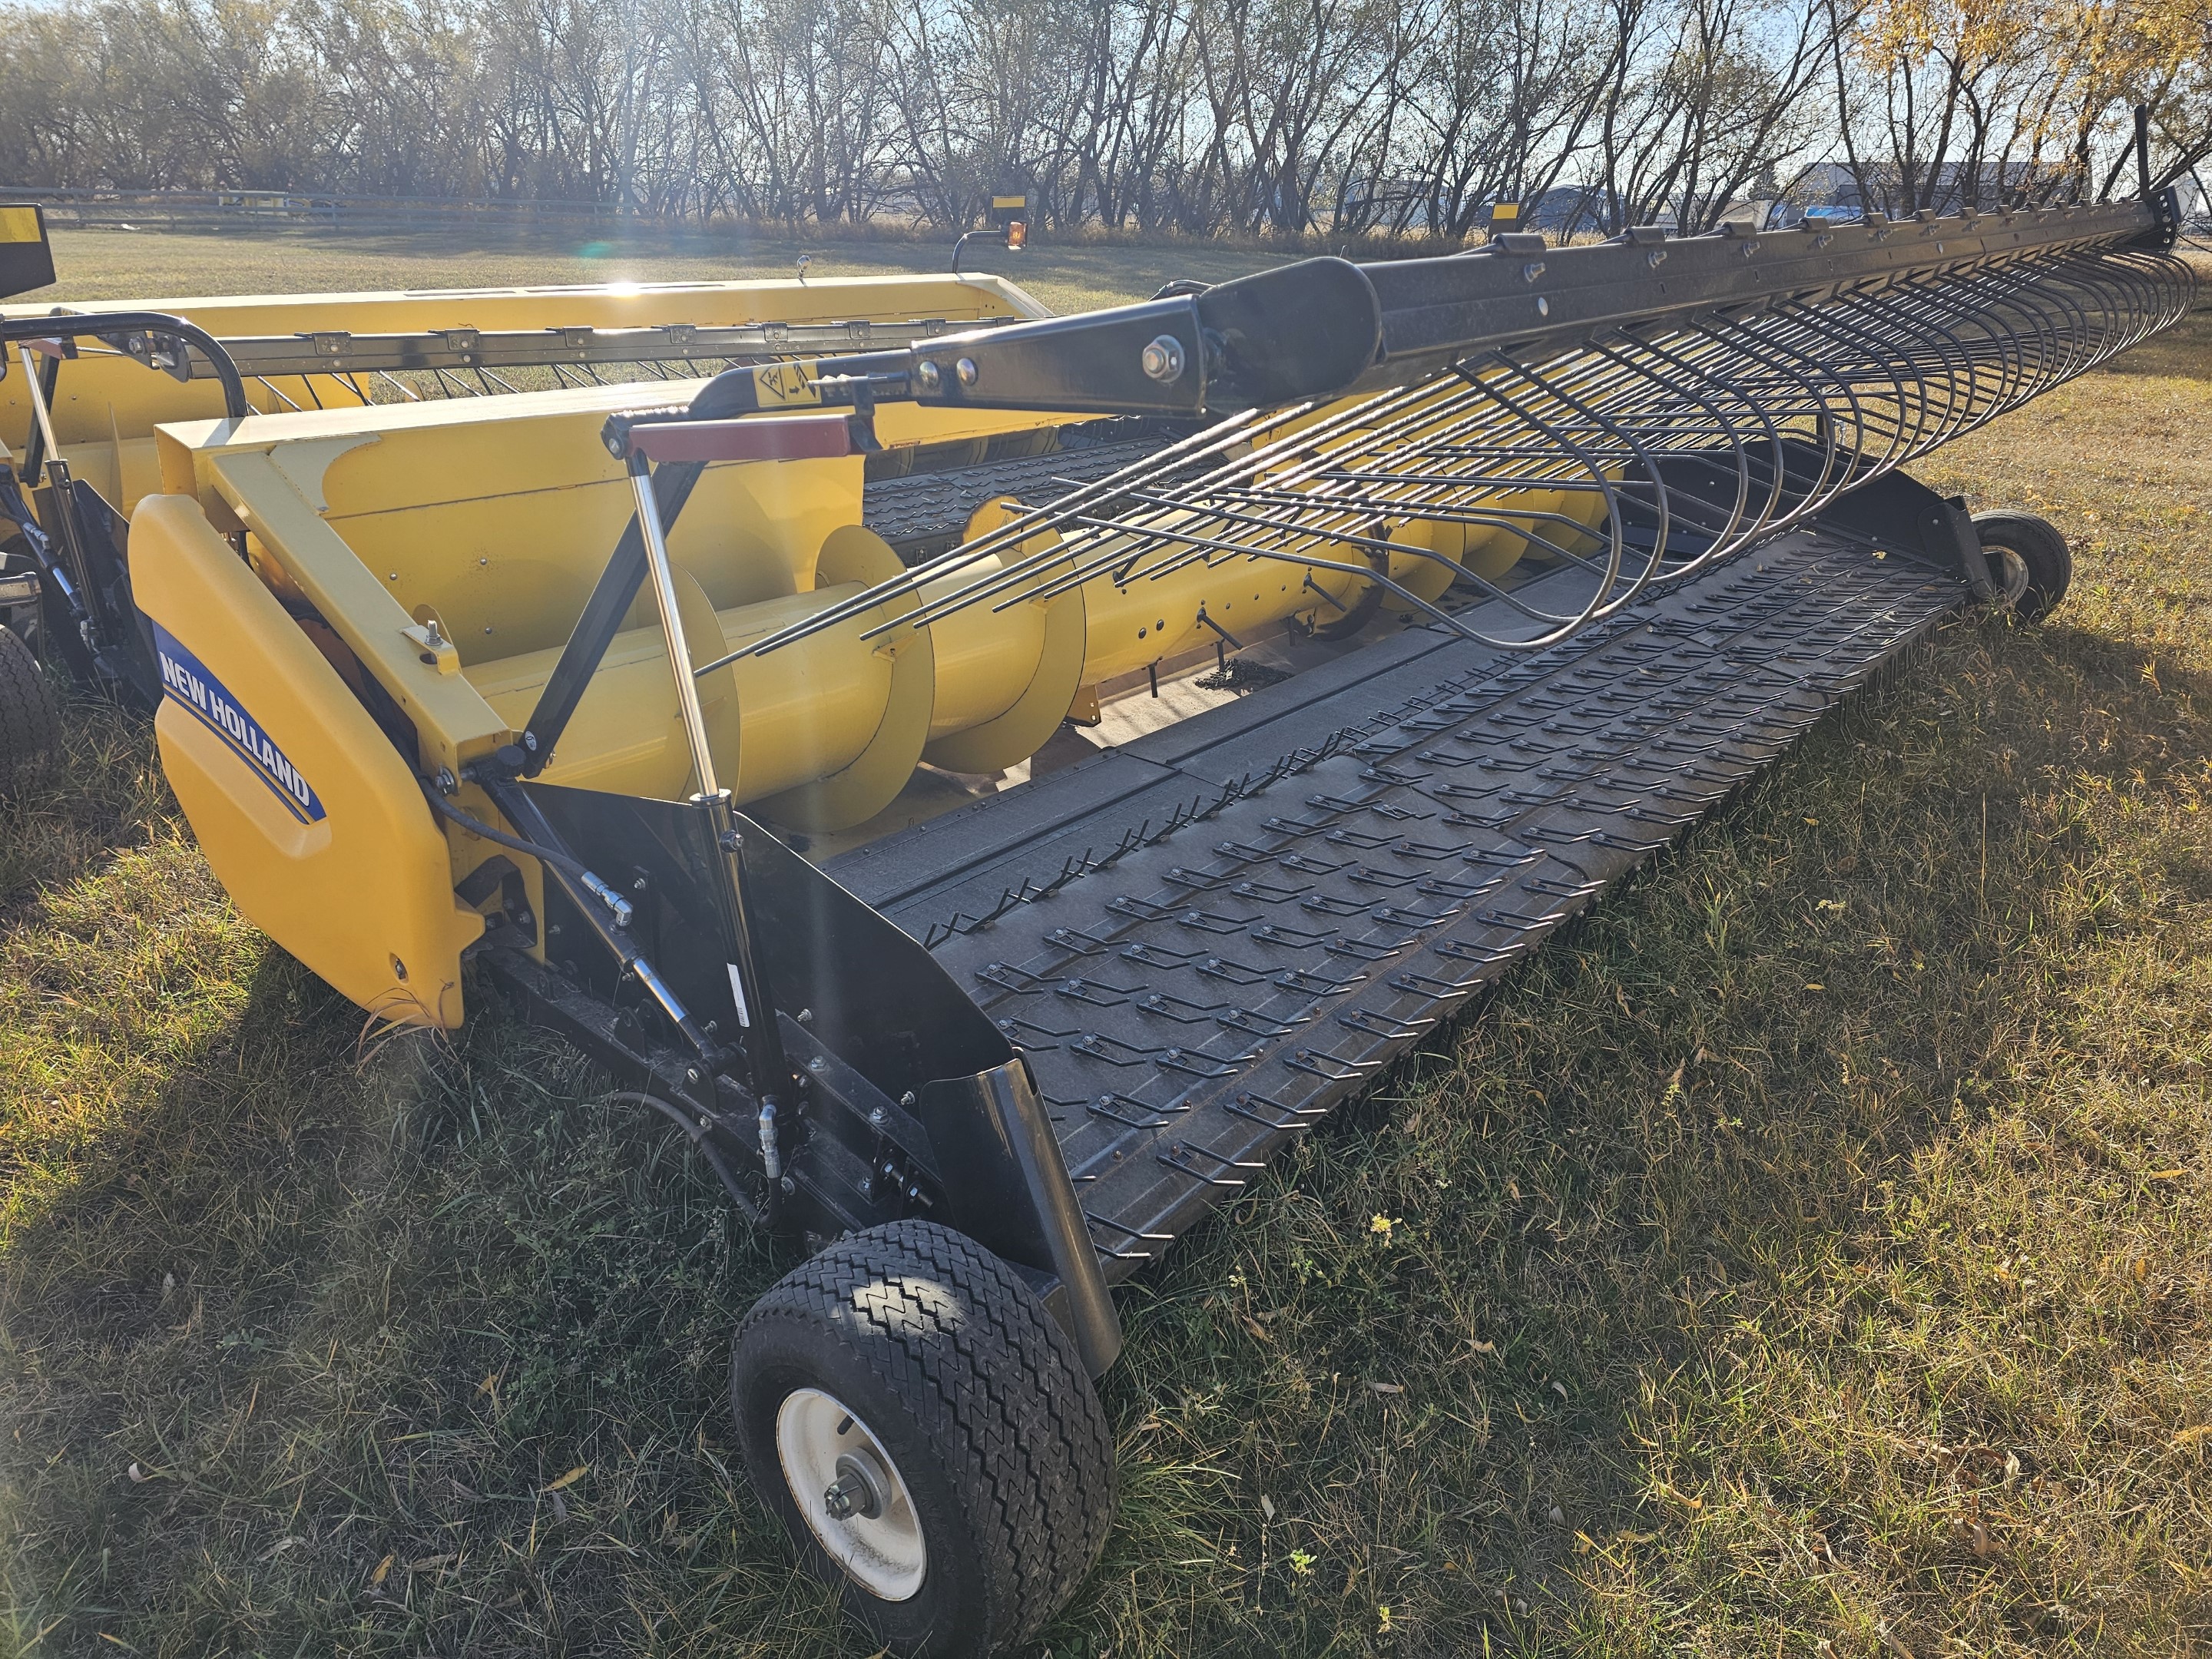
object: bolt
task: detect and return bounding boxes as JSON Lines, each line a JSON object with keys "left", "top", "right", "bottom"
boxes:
{"left": 869, "top": 1107, "right": 886, "bottom": 1124}
{"left": 632, "top": 876, "right": 647, "bottom": 892}
{"left": 914, "top": 359, "right": 942, "bottom": 393}
{"left": 809, "top": 1056, "right": 826, "bottom": 1073}
{"left": 955, "top": 356, "right": 979, "bottom": 387}
{"left": 780, "top": 1175, "right": 796, "bottom": 1193}
{"left": 1521, "top": 260, "right": 1545, "bottom": 283}
{"left": 797, "top": 1007, "right": 813, "bottom": 1025}
{"left": 1535, "top": 296, "right": 1550, "bottom": 317}
{"left": 1140, "top": 334, "right": 1185, "bottom": 382}
{"left": 899, "top": 1091, "right": 916, "bottom": 1108}
{"left": 1646, "top": 248, "right": 1667, "bottom": 268}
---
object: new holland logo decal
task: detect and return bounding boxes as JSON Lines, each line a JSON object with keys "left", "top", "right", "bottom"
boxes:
{"left": 150, "top": 621, "right": 327, "bottom": 823}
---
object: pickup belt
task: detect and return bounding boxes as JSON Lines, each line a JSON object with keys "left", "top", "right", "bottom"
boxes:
{"left": 828, "top": 526, "right": 1967, "bottom": 1281}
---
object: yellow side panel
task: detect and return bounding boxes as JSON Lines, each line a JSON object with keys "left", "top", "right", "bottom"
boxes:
{"left": 128, "top": 492, "right": 482, "bottom": 1026}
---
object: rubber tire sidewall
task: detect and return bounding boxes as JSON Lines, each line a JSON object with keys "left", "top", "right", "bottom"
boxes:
{"left": 729, "top": 1222, "right": 1117, "bottom": 1657}
{"left": 731, "top": 1310, "right": 997, "bottom": 1657}
{"left": 0, "top": 622, "right": 62, "bottom": 793}
{"left": 1972, "top": 510, "right": 2071, "bottom": 623}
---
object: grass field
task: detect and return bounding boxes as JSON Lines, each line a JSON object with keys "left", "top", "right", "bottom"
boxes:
{"left": 3, "top": 230, "right": 2210, "bottom": 1658}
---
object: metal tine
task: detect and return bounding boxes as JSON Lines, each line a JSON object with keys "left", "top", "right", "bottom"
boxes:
{"left": 750, "top": 248, "right": 2166, "bottom": 667}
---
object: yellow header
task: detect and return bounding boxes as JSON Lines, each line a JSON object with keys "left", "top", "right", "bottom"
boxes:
{"left": 992, "top": 195, "right": 1027, "bottom": 210}
{"left": 1490, "top": 202, "right": 1520, "bottom": 222}
{"left": 0, "top": 206, "right": 42, "bottom": 243}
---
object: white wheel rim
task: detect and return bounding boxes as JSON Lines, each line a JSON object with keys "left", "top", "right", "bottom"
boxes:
{"left": 1994, "top": 547, "right": 2032, "bottom": 607}
{"left": 774, "top": 1386, "right": 927, "bottom": 1601}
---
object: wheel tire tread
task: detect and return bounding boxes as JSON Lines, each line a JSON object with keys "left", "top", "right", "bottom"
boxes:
{"left": 1972, "top": 509, "right": 2071, "bottom": 623}
{"left": 0, "top": 624, "right": 61, "bottom": 793}
{"left": 737, "top": 1220, "right": 1115, "bottom": 1651}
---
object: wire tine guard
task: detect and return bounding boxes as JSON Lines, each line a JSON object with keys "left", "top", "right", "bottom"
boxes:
{"left": 744, "top": 237, "right": 2192, "bottom": 663}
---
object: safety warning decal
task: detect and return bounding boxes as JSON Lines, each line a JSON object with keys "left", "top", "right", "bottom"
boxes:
{"left": 149, "top": 621, "right": 327, "bottom": 823}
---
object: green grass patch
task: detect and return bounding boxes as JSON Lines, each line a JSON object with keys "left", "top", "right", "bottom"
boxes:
{"left": 3, "top": 239, "right": 2208, "bottom": 1656}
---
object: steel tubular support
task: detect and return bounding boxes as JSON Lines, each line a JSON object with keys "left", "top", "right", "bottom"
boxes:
{"left": 621, "top": 450, "right": 793, "bottom": 1101}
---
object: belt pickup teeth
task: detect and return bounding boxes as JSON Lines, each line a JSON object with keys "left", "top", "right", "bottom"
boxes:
{"left": 1389, "top": 967, "right": 1488, "bottom": 997}
{"left": 1108, "top": 894, "right": 1178, "bottom": 921}
{"left": 1156, "top": 1046, "right": 1247, "bottom": 1078}
{"left": 1086, "top": 1092, "right": 1179, "bottom": 1128}
{"left": 1232, "top": 878, "right": 1313, "bottom": 902}
{"left": 1051, "top": 976, "right": 1140, "bottom": 1005}
{"left": 1277, "top": 852, "right": 1346, "bottom": 874}
{"left": 1068, "top": 1031, "right": 1159, "bottom": 1067}
{"left": 1122, "top": 939, "right": 1205, "bottom": 968}
{"left": 998, "top": 1014, "right": 1079, "bottom": 1048}
{"left": 1172, "top": 907, "right": 1260, "bottom": 934}
{"left": 1390, "top": 839, "right": 1473, "bottom": 862}
{"left": 979, "top": 960, "right": 1054, "bottom": 992}
{"left": 1046, "top": 926, "right": 1116, "bottom": 955}
{"left": 1476, "top": 906, "right": 1561, "bottom": 928}
{"left": 1285, "top": 1047, "right": 1383, "bottom": 1080}
{"left": 1518, "top": 822, "right": 1604, "bottom": 846}
{"left": 1338, "top": 1007, "right": 1435, "bottom": 1040}
{"left": 1159, "top": 1139, "right": 1267, "bottom": 1187}
{"left": 1196, "top": 954, "right": 1271, "bottom": 985}
{"left": 1252, "top": 921, "right": 1335, "bottom": 949}
{"left": 1346, "top": 865, "right": 1420, "bottom": 888}
{"left": 1419, "top": 872, "right": 1505, "bottom": 899}
{"left": 1214, "top": 837, "right": 1280, "bottom": 860}
{"left": 1084, "top": 1209, "right": 1172, "bottom": 1260}
{"left": 1525, "top": 875, "right": 1606, "bottom": 899}
{"left": 1300, "top": 892, "right": 1371, "bottom": 917}
{"left": 1373, "top": 902, "right": 1462, "bottom": 927}
{"left": 1226, "top": 1091, "right": 1330, "bottom": 1132}
{"left": 1322, "top": 826, "right": 1399, "bottom": 849}
{"left": 1324, "top": 933, "right": 1411, "bottom": 962}
{"left": 1163, "top": 866, "right": 1229, "bottom": 890}
{"left": 1275, "top": 965, "right": 1365, "bottom": 995}
{"left": 1218, "top": 1003, "right": 1309, "bottom": 1036}
{"left": 1137, "top": 991, "right": 1229, "bottom": 1025}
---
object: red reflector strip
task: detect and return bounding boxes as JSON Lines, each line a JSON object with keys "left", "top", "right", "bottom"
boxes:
{"left": 628, "top": 411, "right": 853, "bottom": 464}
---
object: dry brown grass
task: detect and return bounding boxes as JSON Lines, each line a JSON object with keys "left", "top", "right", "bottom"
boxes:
{"left": 2, "top": 237, "right": 2207, "bottom": 1657}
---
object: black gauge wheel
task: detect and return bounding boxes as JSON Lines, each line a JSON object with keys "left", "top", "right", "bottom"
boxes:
{"left": 730, "top": 1220, "right": 1117, "bottom": 1657}
{"left": 1972, "top": 510, "right": 2071, "bottom": 623}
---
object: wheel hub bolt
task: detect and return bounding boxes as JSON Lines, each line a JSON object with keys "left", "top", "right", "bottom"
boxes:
{"left": 823, "top": 1451, "right": 886, "bottom": 1520}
